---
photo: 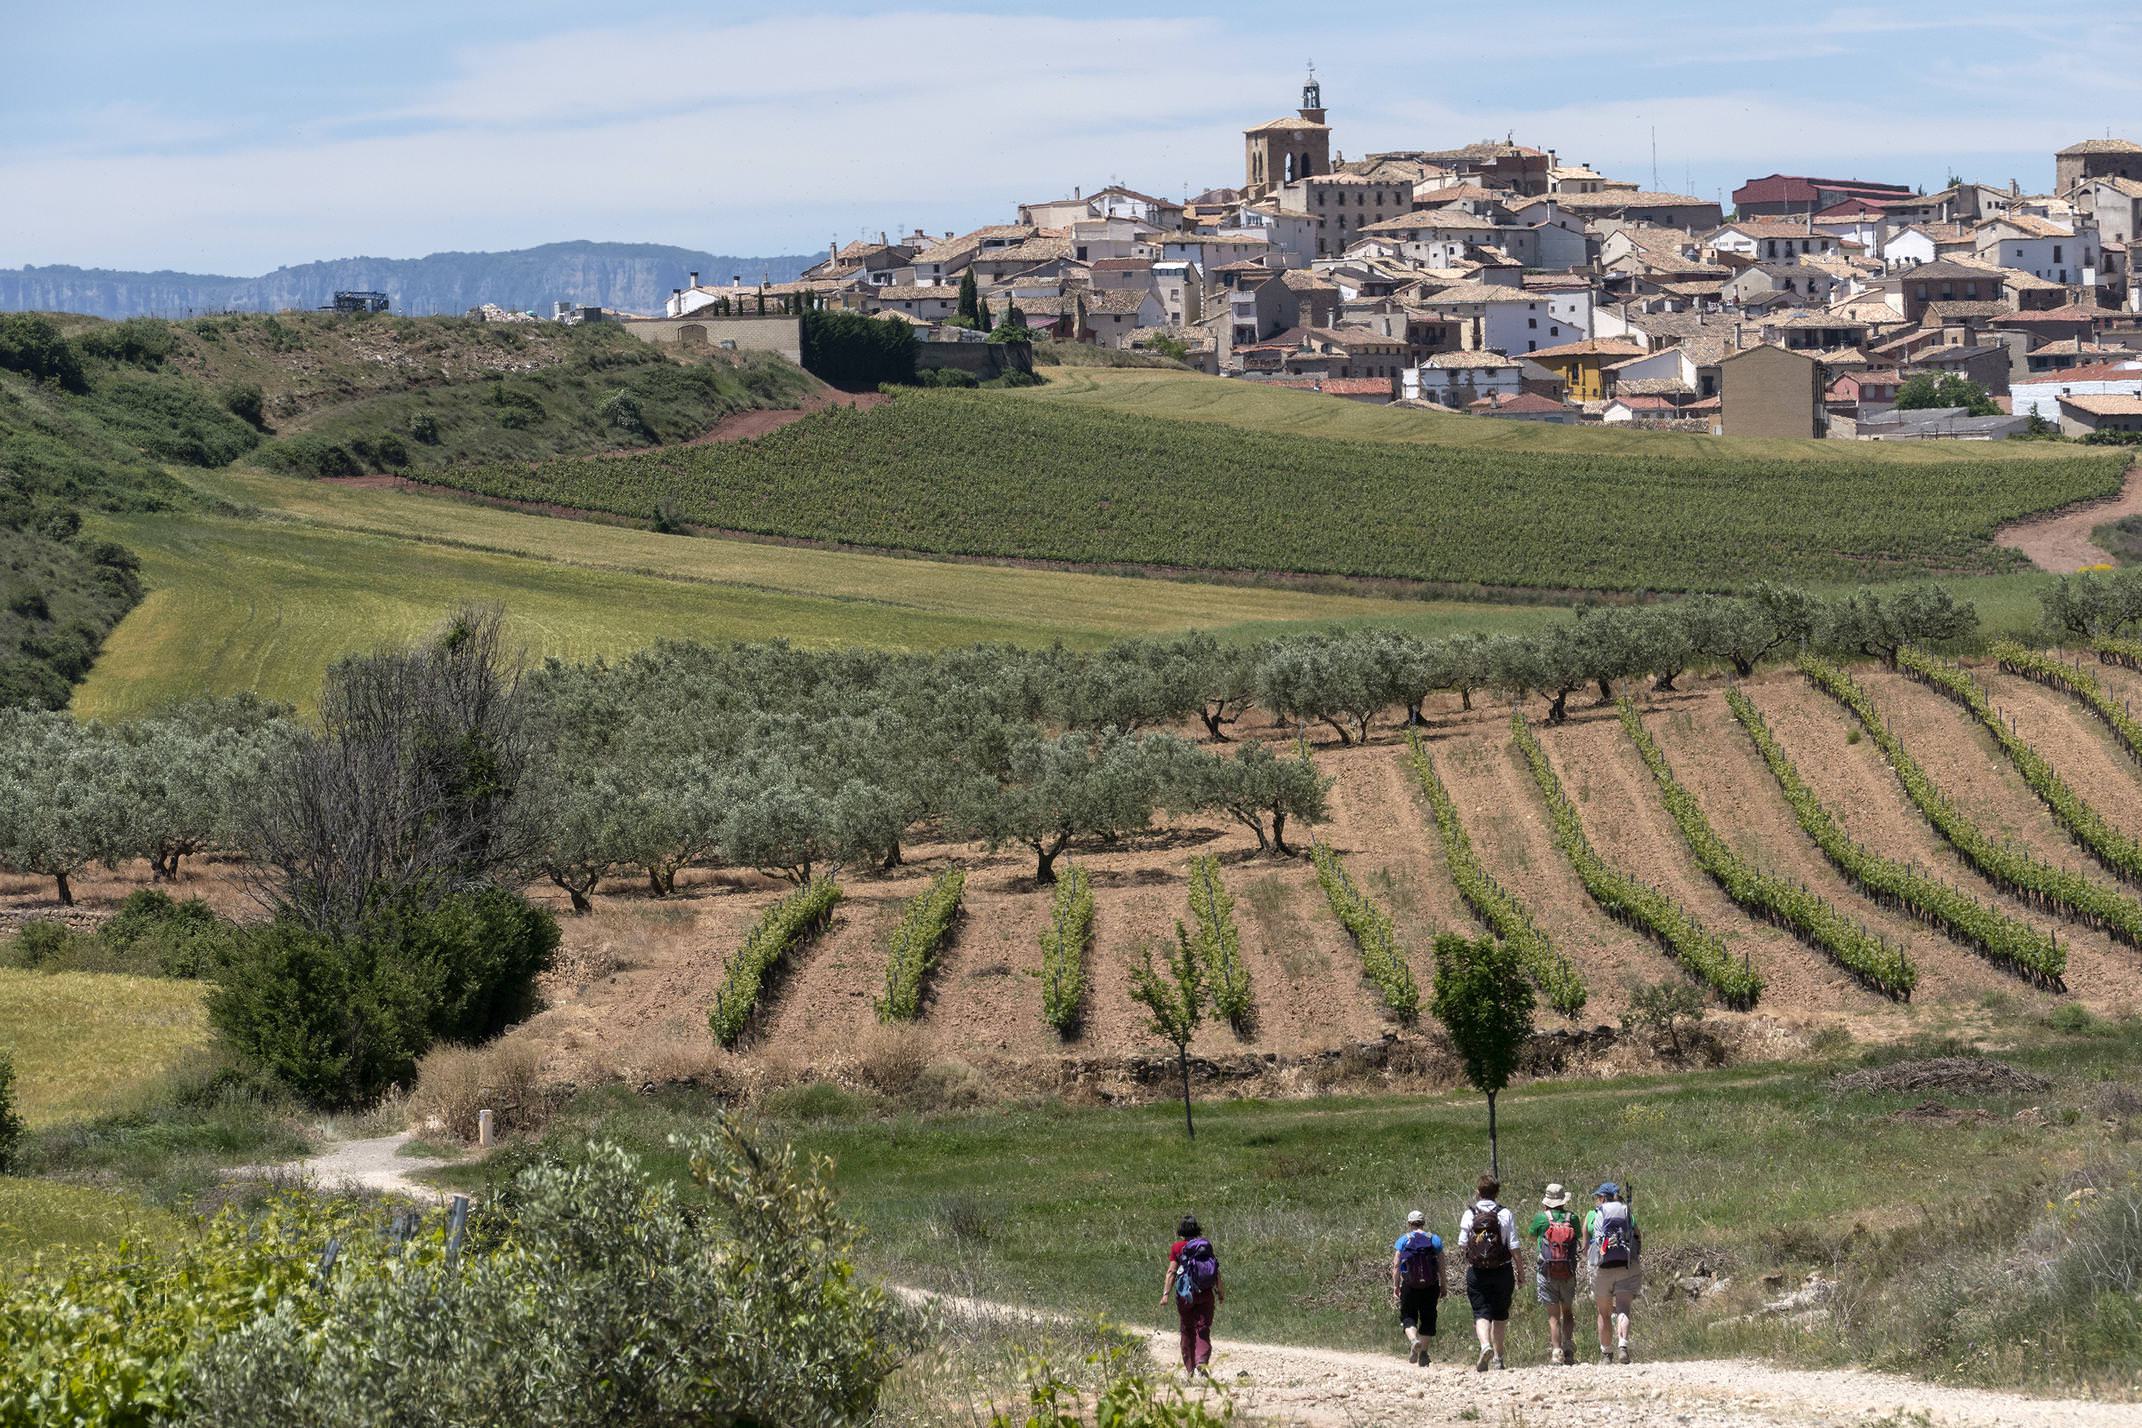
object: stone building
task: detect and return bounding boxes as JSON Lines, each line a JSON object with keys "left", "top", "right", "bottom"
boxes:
{"left": 2056, "top": 138, "right": 2142, "bottom": 197}
{"left": 1718, "top": 343, "right": 1824, "bottom": 438}
{"left": 1244, "top": 73, "right": 1331, "bottom": 199}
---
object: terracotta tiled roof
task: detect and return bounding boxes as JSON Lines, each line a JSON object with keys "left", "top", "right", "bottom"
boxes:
{"left": 2059, "top": 394, "right": 2142, "bottom": 415}
{"left": 1246, "top": 115, "right": 1331, "bottom": 133}
{"left": 2058, "top": 138, "right": 2142, "bottom": 156}
{"left": 2019, "top": 360, "right": 2142, "bottom": 384}
{"left": 1472, "top": 391, "right": 1569, "bottom": 413}
{"left": 1080, "top": 289, "right": 1155, "bottom": 315}
{"left": 1425, "top": 349, "right": 1523, "bottom": 368}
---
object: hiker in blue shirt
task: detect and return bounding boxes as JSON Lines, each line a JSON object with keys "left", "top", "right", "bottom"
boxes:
{"left": 1390, "top": 1209, "right": 1445, "bottom": 1365}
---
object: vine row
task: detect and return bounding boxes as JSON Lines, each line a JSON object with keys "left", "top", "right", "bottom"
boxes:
{"left": 1510, "top": 713, "right": 1762, "bottom": 1008}
{"left": 709, "top": 877, "right": 843, "bottom": 1047}
{"left": 1186, "top": 854, "right": 1252, "bottom": 1031}
{"left": 1997, "top": 642, "right": 2142, "bottom": 769}
{"left": 1898, "top": 647, "right": 2142, "bottom": 887}
{"left": 1308, "top": 843, "right": 1419, "bottom": 1022}
{"left": 1616, "top": 700, "right": 1917, "bottom": 999}
{"left": 1039, "top": 864, "right": 1095, "bottom": 1036}
{"left": 1800, "top": 656, "right": 2142, "bottom": 948}
{"left": 876, "top": 866, "right": 965, "bottom": 1023}
{"left": 1403, "top": 732, "right": 1588, "bottom": 1017}
{"left": 1725, "top": 688, "right": 2064, "bottom": 988}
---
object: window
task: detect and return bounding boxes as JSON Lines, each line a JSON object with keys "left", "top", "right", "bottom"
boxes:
{"left": 2054, "top": 244, "right": 2064, "bottom": 262}
{"left": 1528, "top": 317, "right": 1537, "bottom": 328}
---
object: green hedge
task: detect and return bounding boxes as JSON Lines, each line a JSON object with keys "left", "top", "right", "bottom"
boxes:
{"left": 1511, "top": 712, "right": 1761, "bottom": 1008}
{"left": 1308, "top": 842, "right": 1418, "bottom": 1022}
{"left": 800, "top": 309, "right": 916, "bottom": 387}
{"left": 1618, "top": 699, "right": 1917, "bottom": 999}
{"left": 1726, "top": 687, "right": 2063, "bottom": 988}
{"left": 1801, "top": 656, "right": 2142, "bottom": 949}
{"left": 1404, "top": 732, "right": 1587, "bottom": 1016}
{"left": 709, "top": 878, "right": 842, "bottom": 1048}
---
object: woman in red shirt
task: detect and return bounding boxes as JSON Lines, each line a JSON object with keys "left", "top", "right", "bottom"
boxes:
{"left": 1161, "top": 1214, "right": 1224, "bottom": 1377}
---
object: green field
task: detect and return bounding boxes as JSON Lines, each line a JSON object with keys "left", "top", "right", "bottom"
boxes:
{"left": 0, "top": 1179, "right": 179, "bottom": 1265}
{"left": 428, "top": 387, "right": 2124, "bottom": 594}
{"left": 77, "top": 472, "right": 1559, "bottom": 717}
{"left": 0, "top": 968, "right": 211, "bottom": 1126}
{"left": 454, "top": 1015, "right": 2142, "bottom": 1393}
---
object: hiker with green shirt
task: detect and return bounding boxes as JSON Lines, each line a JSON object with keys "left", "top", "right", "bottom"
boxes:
{"left": 1525, "top": 1183, "right": 1582, "bottom": 1366}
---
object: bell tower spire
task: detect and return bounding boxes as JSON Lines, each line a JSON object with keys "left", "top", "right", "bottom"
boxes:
{"left": 1299, "top": 61, "right": 1324, "bottom": 124}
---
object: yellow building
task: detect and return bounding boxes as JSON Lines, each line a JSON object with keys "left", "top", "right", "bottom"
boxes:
{"left": 1521, "top": 337, "right": 1648, "bottom": 403}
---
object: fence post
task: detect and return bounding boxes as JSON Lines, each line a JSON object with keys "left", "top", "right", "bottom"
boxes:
{"left": 478, "top": 1109, "right": 495, "bottom": 1149}
{"left": 446, "top": 1194, "right": 470, "bottom": 1268}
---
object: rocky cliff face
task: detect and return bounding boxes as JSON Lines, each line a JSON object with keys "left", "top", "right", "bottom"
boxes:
{"left": 0, "top": 242, "right": 815, "bottom": 319}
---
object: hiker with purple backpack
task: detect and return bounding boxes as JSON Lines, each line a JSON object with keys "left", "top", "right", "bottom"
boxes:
{"left": 1162, "top": 1215, "right": 1224, "bottom": 1377}
{"left": 1391, "top": 1209, "right": 1445, "bottom": 1365}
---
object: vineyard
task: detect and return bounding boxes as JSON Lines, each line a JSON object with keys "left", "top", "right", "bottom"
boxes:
{"left": 212, "top": 650, "right": 2142, "bottom": 1083}
{"left": 431, "top": 391, "right": 2124, "bottom": 594}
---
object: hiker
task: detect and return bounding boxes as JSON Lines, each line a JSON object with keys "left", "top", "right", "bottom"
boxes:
{"left": 1527, "top": 1182, "right": 1582, "bottom": 1365}
{"left": 1162, "top": 1214, "right": 1224, "bottom": 1378}
{"left": 1455, "top": 1174, "right": 1522, "bottom": 1372}
{"left": 1390, "top": 1209, "right": 1445, "bottom": 1365}
{"left": 1586, "top": 1182, "right": 1643, "bottom": 1364}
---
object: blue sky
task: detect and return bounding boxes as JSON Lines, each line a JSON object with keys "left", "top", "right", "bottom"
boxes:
{"left": 5, "top": 1, "right": 2137, "bottom": 274}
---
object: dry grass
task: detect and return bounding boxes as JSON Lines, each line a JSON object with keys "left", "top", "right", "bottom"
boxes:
{"left": 406, "top": 1040, "right": 549, "bottom": 1142}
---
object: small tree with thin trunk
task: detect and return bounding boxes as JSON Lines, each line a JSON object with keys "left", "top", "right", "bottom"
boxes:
{"left": 1130, "top": 924, "right": 1206, "bottom": 1140}
{"left": 1430, "top": 933, "right": 1534, "bottom": 1177}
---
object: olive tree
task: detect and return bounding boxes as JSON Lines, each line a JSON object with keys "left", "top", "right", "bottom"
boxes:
{"left": 1196, "top": 740, "right": 1330, "bottom": 854}
{"left": 1821, "top": 584, "right": 1980, "bottom": 668}
{"left": 0, "top": 711, "right": 132, "bottom": 904}
{"left": 955, "top": 730, "right": 1192, "bottom": 883}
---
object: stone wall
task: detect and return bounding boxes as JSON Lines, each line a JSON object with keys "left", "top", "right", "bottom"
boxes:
{"left": 915, "top": 340, "right": 1034, "bottom": 380}
{"left": 622, "top": 314, "right": 803, "bottom": 362}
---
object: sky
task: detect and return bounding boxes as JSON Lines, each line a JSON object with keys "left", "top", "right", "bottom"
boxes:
{"left": 5, "top": 1, "right": 2139, "bottom": 275}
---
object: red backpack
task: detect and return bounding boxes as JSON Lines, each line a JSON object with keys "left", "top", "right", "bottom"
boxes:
{"left": 1540, "top": 1214, "right": 1580, "bottom": 1280}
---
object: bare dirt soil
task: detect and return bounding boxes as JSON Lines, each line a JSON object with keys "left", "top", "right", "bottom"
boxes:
{"left": 1996, "top": 463, "right": 2142, "bottom": 572}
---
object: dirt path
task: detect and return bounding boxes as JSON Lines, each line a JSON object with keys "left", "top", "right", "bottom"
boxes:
{"left": 1996, "top": 464, "right": 2142, "bottom": 572}
{"left": 910, "top": 1287, "right": 2139, "bottom": 1427}
{"left": 236, "top": 1131, "right": 450, "bottom": 1201}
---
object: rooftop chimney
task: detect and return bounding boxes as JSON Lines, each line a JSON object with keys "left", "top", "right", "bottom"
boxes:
{"left": 689, "top": 271, "right": 700, "bottom": 288}
{"left": 731, "top": 274, "right": 741, "bottom": 287}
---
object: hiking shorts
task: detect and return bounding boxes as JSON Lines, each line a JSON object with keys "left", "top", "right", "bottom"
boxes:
{"left": 1465, "top": 1264, "right": 1516, "bottom": 1322}
{"left": 1594, "top": 1263, "right": 1643, "bottom": 1305}
{"left": 1534, "top": 1267, "right": 1579, "bottom": 1307}
{"left": 1398, "top": 1285, "right": 1438, "bottom": 1333}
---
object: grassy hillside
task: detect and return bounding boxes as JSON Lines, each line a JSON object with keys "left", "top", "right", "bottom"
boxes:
{"left": 0, "top": 967, "right": 211, "bottom": 1126}
{"left": 428, "top": 388, "right": 2123, "bottom": 595}
{"left": 78, "top": 472, "right": 1556, "bottom": 717}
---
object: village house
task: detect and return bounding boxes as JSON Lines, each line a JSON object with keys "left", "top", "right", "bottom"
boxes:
{"left": 1718, "top": 343, "right": 1825, "bottom": 437}
{"left": 2010, "top": 358, "right": 2142, "bottom": 420}
{"left": 2056, "top": 394, "right": 2142, "bottom": 437}
{"left": 1402, "top": 348, "right": 1525, "bottom": 407}
{"left": 1522, "top": 337, "right": 1647, "bottom": 403}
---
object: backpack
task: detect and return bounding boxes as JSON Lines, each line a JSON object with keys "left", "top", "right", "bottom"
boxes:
{"left": 1397, "top": 1230, "right": 1440, "bottom": 1289}
{"left": 1540, "top": 1214, "right": 1580, "bottom": 1280}
{"left": 1176, "top": 1238, "right": 1219, "bottom": 1299}
{"left": 1596, "top": 1205, "right": 1639, "bottom": 1268}
{"left": 1465, "top": 1204, "right": 1511, "bottom": 1270}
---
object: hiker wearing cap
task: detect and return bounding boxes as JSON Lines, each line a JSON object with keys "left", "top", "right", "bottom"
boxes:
{"left": 1585, "top": 1183, "right": 1642, "bottom": 1364}
{"left": 1162, "top": 1214, "right": 1224, "bottom": 1378}
{"left": 1526, "top": 1183, "right": 1582, "bottom": 1365}
{"left": 1391, "top": 1209, "right": 1445, "bottom": 1365}
{"left": 1455, "top": 1173, "right": 1522, "bottom": 1372}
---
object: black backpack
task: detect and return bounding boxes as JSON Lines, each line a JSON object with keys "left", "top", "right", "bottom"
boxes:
{"left": 1465, "top": 1203, "right": 1511, "bottom": 1270}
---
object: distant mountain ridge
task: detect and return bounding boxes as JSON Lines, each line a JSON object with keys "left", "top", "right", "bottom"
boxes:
{"left": 0, "top": 241, "right": 818, "bottom": 320}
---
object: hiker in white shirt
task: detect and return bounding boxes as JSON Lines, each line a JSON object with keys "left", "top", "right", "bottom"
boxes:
{"left": 1454, "top": 1173, "right": 1522, "bottom": 1372}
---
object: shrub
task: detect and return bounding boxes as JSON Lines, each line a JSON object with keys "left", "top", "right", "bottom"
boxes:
{"left": 0, "top": 313, "right": 84, "bottom": 390}
{"left": 410, "top": 412, "right": 441, "bottom": 445}
{"left": 183, "top": 1130, "right": 908, "bottom": 1426}
{"left": 1185, "top": 854, "right": 1251, "bottom": 1031}
{"left": 99, "top": 889, "right": 231, "bottom": 978}
{"left": 1039, "top": 863, "right": 1094, "bottom": 1035}
{"left": 598, "top": 388, "right": 654, "bottom": 442}
{"left": 76, "top": 317, "right": 178, "bottom": 368}
{"left": 491, "top": 384, "right": 548, "bottom": 428}
{"left": 261, "top": 434, "right": 362, "bottom": 478}
{"left": 1621, "top": 977, "right": 1708, "bottom": 1060}
{"left": 7, "top": 919, "right": 87, "bottom": 969}
{"left": 92, "top": 378, "right": 261, "bottom": 467}
{"left": 708, "top": 878, "right": 842, "bottom": 1048}
{"left": 210, "top": 889, "right": 557, "bottom": 1108}
{"left": 0, "top": 1051, "right": 22, "bottom": 1173}
{"left": 877, "top": 866, "right": 963, "bottom": 1022}
{"left": 915, "top": 366, "right": 978, "bottom": 388}
{"left": 221, "top": 383, "right": 267, "bottom": 429}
